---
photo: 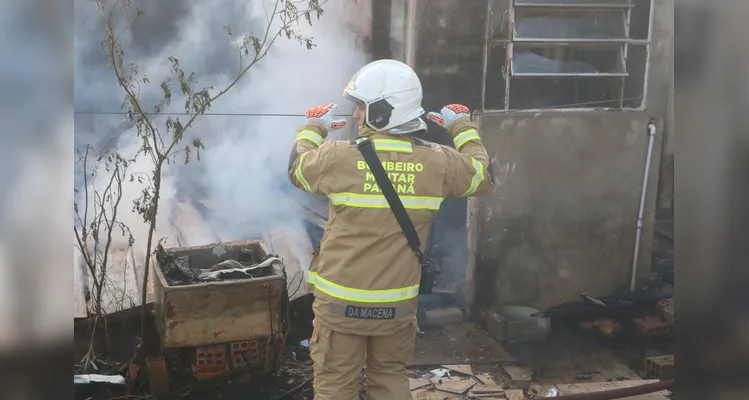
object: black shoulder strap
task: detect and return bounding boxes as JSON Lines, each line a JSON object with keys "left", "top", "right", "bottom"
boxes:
{"left": 356, "top": 138, "right": 423, "bottom": 263}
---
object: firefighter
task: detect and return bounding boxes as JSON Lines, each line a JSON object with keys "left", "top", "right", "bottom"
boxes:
{"left": 288, "top": 59, "right": 493, "bottom": 400}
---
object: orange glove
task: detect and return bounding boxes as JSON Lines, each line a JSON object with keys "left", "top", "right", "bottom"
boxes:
{"left": 305, "top": 103, "right": 347, "bottom": 136}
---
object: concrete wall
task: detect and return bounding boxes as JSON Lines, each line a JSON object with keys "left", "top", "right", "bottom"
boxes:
{"left": 473, "top": 0, "right": 674, "bottom": 310}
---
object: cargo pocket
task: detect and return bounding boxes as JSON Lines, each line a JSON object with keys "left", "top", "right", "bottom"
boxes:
{"left": 309, "top": 320, "right": 331, "bottom": 370}
{"left": 403, "top": 319, "right": 419, "bottom": 366}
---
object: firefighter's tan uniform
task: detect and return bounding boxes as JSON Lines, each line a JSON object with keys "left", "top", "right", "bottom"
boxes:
{"left": 288, "top": 115, "right": 492, "bottom": 400}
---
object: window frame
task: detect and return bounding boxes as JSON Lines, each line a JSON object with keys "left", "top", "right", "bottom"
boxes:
{"left": 480, "top": 0, "right": 654, "bottom": 112}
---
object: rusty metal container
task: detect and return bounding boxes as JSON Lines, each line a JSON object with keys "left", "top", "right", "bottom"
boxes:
{"left": 152, "top": 240, "right": 289, "bottom": 364}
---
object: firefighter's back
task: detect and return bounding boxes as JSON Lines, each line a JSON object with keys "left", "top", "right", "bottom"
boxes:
{"left": 309, "top": 131, "right": 447, "bottom": 336}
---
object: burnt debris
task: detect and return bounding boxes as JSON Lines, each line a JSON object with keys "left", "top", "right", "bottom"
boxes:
{"left": 162, "top": 254, "right": 281, "bottom": 286}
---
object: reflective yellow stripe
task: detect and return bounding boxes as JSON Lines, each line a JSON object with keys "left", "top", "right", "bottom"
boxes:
{"left": 295, "top": 130, "right": 323, "bottom": 146}
{"left": 356, "top": 138, "right": 413, "bottom": 153}
{"left": 454, "top": 129, "right": 481, "bottom": 150}
{"left": 295, "top": 153, "right": 313, "bottom": 192}
{"left": 329, "top": 192, "right": 443, "bottom": 210}
{"left": 307, "top": 272, "right": 419, "bottom": 303}
{"left": 462, "top": 158, "right": 485, "bottom": 196}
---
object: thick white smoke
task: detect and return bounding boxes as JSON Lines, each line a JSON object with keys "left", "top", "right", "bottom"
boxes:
{"left": 73, "top": 0, "right": 370, "bottom": 312}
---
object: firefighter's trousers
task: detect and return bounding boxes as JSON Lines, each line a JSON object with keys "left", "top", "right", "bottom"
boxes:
{"left": 310, "top": 319, "right": 417, "bottom": 400}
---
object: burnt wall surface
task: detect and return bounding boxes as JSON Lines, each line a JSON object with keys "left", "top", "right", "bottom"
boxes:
{"left": 473, "top": 1, "right": 673, "bottom": 311}
{"left": 475, "top": 113, "right": 662, "bottom": 310}
{"left": 413, "top": 0, "right": 485, "bottom": 145}
{"left": 408, "top": 1, "right": 486, "bottom": 296}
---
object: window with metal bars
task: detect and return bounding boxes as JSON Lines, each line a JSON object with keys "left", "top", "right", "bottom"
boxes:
{"left": 482, "top": 0, "right": 652, "bottom": 111}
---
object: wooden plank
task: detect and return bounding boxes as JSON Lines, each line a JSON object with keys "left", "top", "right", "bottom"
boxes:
{"left": 470, "top": 383, "right": 505, "bottom": 394}
{"left": 410, "top": 378, "right": 432, "bottom": 391}
{"left": 414, "top": 390, "right": 450, "bottom": 400}
{"left": 556, "top": 380, "right": 670, "bottom": 399}
{"left": 468, "top": 382, "right": 505, "bottom": 397}
{"left": 411, "top": 388, "right": 430, "bottom": 400}
{"left": 502, "top": 365, "right": 533, "bottom": 389}
{"left": 430, "top": 376, "right": 463, "bottom": 385}
{"left": 441, "top": 364, "right": 474, "bottom": 376}
{"left": 475, "top": 373, "right": 497, "bottom": 385}
{"left": 434, "top": 378, "right": 476, "bottom": 395}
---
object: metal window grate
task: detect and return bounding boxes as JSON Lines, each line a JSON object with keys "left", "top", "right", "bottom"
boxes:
{"left": 481, "top": 0, "right": 653, "bottom": 111}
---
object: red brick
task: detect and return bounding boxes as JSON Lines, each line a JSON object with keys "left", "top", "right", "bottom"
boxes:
{"left": 193, "top": 344, "right": 228, "bottom": 379}
{"left": 656, "top": 298, "right": 674, "bottom": 325}
{"left": 633, "top": 316, "right": 672, "bottom": 338}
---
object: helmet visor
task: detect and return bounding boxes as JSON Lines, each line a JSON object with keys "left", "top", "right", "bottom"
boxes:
{"left": 342, "top": 91, "right": 362, "bottom": 105}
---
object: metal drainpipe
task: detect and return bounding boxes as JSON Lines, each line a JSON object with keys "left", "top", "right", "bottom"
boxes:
{"left": 630, "top": 119, "right": 658, "bottom": 292}
{"left": 404, "top": 0, "right": 417, "bottom": 67}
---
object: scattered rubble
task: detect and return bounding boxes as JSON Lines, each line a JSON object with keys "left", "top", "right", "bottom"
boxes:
{"left": 467, "top": 375, "right": 504, "bottom": 397}
{"left": 643, "top": 355, "right": 674, "bottom": 380}
{"left": 431, "top": 376, "right": 476, "bottom": 395}
{"left": 441, "top": 364, "right": 474, "bottom": 376}
{"left": 501, "top": 365, "right": 532, "bottom": 389}
{"left": 409, "top": 369, "right": 496, "bottom": 400}
{"left": 408, "top": 366, "right": 672, "bottom": 400}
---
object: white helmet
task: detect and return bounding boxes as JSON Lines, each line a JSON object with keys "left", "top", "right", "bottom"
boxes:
{"left": 342, "top": 59, "right": 425, "bottom": 132}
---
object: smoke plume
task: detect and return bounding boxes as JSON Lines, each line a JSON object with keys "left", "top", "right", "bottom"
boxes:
{"left": 73, "top": 0, "right": 370, "bottom": 311}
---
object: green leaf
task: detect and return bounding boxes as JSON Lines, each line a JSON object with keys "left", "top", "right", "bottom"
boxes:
{"left": 252, "top": 36, "right": 261, "bottom": 55}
